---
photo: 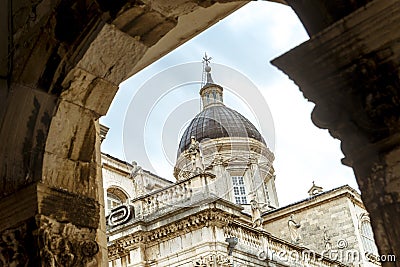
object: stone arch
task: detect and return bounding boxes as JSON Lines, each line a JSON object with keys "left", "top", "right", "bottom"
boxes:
{"left": 106, "top": 186, "right": 130, "bottom": 203}
{"left": 106, "top": 186, "right": 130, "bottom": 216}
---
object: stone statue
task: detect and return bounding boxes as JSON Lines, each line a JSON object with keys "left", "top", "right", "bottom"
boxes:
{"left": 323, "top": 226, "right": 332, "bottom": 250}
{"left": 250, "top": 199, "right": 263, "bottom": 228}
{"left": 288, "top": 214, "right": 301, "bottom": 244}
{"left": 188, "top": 136, "right": 204, "bottom": 174}
{"left": 130, "top": 161, "right": 144, "bottom": 196}
{"left": 130, "top": 161, "right": 142, "bottom": 178}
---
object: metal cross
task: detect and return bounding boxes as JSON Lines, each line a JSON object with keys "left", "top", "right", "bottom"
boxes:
{"left": 202, "top": 53, "right": 212, "bottom": 65}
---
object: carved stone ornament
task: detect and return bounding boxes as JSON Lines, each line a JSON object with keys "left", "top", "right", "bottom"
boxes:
{"left": 288, "top": 214, "right": 301, "bottom": 244}
{"left": 146, "top": 210, "right": 233, "bottom": 242}
{"left": 352, "top": 53, "right": 400, "bottom": 139}
{"left": 37, "top": 215, "right": 99, "bottom": 267}
{"left": 212, "top": 153, "right": 224, "bottom": 166}
{"left": 0, "top": 223, "right": 30, "bottom": 266}
{"left": 323, "top": 226, "right": 332, "bottom": 251}
{"left": 250, "top": 198, "right": 263, "bottom": 229}
{"left": 193, "top": 253, "right": 232, "bottom": 267}
{"left": 108, "top": 209, "right": 235, "bottom": 260}
{"left": 187, "top": 137, "right": 204, "bottom": 175}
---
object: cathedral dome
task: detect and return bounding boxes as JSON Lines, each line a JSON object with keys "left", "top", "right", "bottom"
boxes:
{"left": 176, "top": 55, "right": 266, "bottom": 158}
{"left": 177, "top": 105, "right": 266, "bottom": 156}
{"left": 174, "top": 55, "right": 275, "bottom": 199}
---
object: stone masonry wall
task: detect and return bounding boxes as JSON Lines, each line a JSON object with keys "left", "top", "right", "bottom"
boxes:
{"left": 264, "top": 197, "right": 359, "bottom": 255}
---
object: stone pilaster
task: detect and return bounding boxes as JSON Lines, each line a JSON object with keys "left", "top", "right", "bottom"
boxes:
{"left": 272, "top": 0, "right": 400, "bottom": 265}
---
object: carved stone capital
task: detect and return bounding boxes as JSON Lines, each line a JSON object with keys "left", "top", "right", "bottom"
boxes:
{"left": 0, "top": 221, "right": 32, "bottom": 266}
{"left": 37, "top": 215, "right": 99, "bottom": 267}
{"left": 272, "top": 0, "right": 400, "bottom": 160}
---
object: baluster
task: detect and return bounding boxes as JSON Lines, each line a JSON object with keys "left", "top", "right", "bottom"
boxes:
{"left": 178, "top": 185, "right": 184, "bottom": 200}
{"left": 142, "top": 198, "right": 149, "bottom": 215}
{"left": 150, "top": 196, "right": 155, "bottom": 213}
{"left": 169, "top": 189, "right": 173, "bottom": 203}
{"left": 172, "top": 187, "right": 178, "bottom": 201}
{"left": 161, "top": 191, "right": 167, "bottom": 207}
{"left": 176, "top": 185, "right": 182, "bottom": 201}
{"left": 153, "top": 195, "right": 159, "bottom": 211}
{"left": 152, "top": 195, "right": 158, "bottom": 211}
{"left": 188, "top": 181, "right": 193, "bottom": 199}
{"left": 183, "top": 183, "right": 188, "bottom": 200}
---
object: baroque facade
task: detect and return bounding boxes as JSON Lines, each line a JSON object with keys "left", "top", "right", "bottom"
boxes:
{"left": 102, "top": 63, "right": 381, "bottom": 267}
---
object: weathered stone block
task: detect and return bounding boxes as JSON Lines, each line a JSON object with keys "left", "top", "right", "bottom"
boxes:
{"left": 77, "top": 24, "right": 148, "bottom": 85}
{"left": 61, "top": 68, "right": 119, "bottom": 116}
{"left": 45, "top": 99, "right": 96, "bottom": 162}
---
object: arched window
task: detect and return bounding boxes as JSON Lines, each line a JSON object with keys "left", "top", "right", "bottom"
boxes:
{"left": 360, "top": 215, "right": 379, "bottom": 256}
{"left": 107, "top": 193, "right": 122, "bottom": 212}
{"left": 106, "top": 187, "right": 128, "bottom": 214}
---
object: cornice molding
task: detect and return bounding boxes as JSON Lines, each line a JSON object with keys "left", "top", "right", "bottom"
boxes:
{"left": 108, "top": 208, "right": 235, "bottom": 260}
{"left": 262, "top": 186, "right": 362, "bottom": 223}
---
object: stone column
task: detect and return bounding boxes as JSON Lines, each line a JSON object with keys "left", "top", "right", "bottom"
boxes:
{"left": 272, "top": 0, "right": 400, "bottom": 265}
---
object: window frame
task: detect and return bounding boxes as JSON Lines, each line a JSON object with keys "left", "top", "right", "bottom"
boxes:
{"left": 231, "top": 176, "right": 248, "bottom": 205}
{"left": 359, "top": 214, "right": 379, "bottom": 257}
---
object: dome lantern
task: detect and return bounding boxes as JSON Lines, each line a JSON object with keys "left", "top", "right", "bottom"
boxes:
{"left": 200, "top": 54, "right": 223, "bottom": 109}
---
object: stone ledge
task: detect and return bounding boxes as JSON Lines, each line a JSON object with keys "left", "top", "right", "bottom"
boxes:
{"left": 37, "top": 183, "right": 100, "bottom": 229}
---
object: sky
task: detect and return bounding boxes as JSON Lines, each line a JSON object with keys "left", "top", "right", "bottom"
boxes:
{"left": 100, "top": 1, "right": 359, "bottom": 206}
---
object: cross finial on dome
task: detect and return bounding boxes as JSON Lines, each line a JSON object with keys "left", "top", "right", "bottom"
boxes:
{"left": 203, "top": 52, "right": 212, "bottom": 66}
{"left": 202, "top": 53, "right": 214, "bottom": 84}
{"left": 199, "top": 53, "right": 223, "bottom": 109}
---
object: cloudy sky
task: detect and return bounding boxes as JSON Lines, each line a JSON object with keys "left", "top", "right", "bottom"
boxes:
{"left": 100, "top": 1, "right": 358, "bottom": 206}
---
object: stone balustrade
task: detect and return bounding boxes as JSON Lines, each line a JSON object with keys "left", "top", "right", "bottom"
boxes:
{"left": 264, "top": 234, "right": 343, "bottom": 267}
{"left": 224, "top": 224, "right": 344, "bottom": 267}
{"left": 224, "top": 225, "right": 262, "bottom": 250}
{"left": 131, "top": 173, "right": 216, "bottom": 218}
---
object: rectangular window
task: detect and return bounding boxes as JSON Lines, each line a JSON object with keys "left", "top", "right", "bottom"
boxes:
{"left": 232, "top": 176, "right": 247, "bottom": 204}
{"left": 361, "top": 220, "right": 379, "bottom": 255}
{"left": 234, "top": 187, "right": 240, "bottom": 195}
